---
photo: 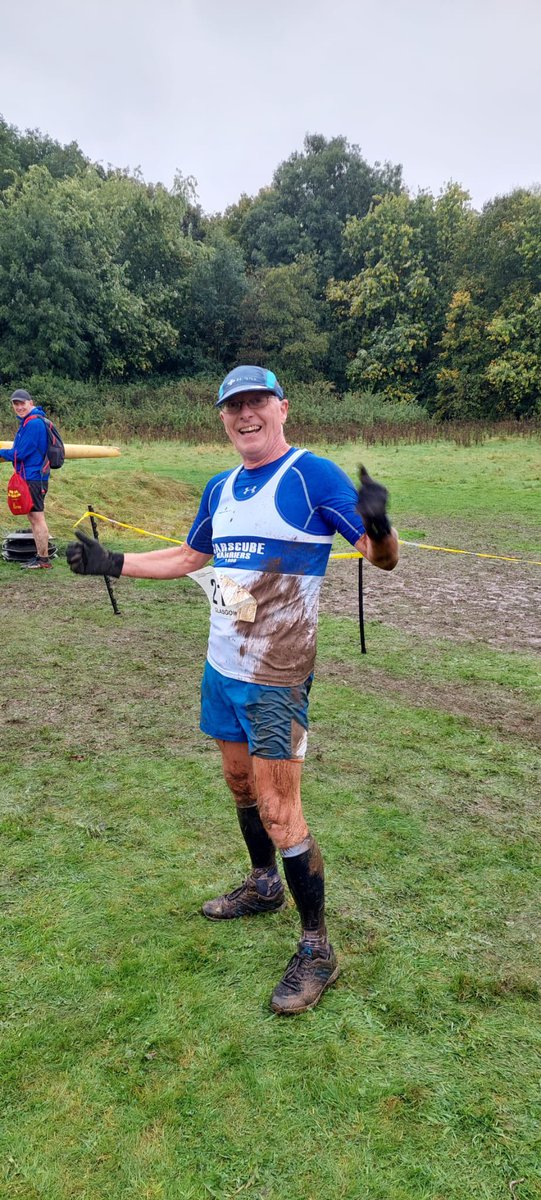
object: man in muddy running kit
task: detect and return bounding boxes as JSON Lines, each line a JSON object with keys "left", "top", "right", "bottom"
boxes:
{"left": 67, "top": 365, "right": 398, "bottom": 1014}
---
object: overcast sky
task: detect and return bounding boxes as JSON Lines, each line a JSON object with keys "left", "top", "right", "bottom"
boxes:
{"left": 2, "top": 0, "right": 540, "bottom": 214}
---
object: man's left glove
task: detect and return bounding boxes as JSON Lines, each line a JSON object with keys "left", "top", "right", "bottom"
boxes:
{"left": 356, "top": 465, "right": 392, "bottom": 542}
{"left": 66, "top": 530, "right": 124, "bottom": 576}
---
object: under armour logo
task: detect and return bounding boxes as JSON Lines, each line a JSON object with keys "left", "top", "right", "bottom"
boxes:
{"left": 243, "top": 486, "right": 257, "bottom": 495}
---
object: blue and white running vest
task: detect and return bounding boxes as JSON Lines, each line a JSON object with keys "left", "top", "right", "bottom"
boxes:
{"left": 205, "top": 449, "right": 334, "bottom": 686}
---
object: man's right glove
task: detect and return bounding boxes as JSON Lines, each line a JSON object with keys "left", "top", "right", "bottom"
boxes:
{"left": 356, "top": 465, "right": 392, "bottom": 542}
{"left": 66, "top": 530, "right": 124, "bottom": 577}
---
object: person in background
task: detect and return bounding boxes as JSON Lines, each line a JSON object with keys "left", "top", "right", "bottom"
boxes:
{"left": 66, "top": 365, "right": 399, "bottom": 1014}
{"left": 0, "top": 389, "right": 52, "bottom": 569}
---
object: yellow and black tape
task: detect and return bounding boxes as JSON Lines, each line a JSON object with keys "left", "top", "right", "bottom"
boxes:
{"left": 73, "top": 510, "right": 541, "bottom": 568}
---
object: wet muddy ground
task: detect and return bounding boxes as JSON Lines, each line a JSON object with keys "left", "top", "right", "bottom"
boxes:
{"left": 322, "top": 540, "right": 541, "bottom": 654}
{"left": 320, "top": 531, "right": 541, "bottom": 745}
{"left": 2, "top": 522, "right": 540, "bottom": 751}
{"left": 316, "top": 653, "right": 541, "bottom": 745}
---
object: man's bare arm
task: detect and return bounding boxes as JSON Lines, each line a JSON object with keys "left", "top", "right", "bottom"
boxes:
{"left": 121, "top": 543, "right": 212, "bottom": 579}
{"left": 355, "top": 530, "right": 399, "bottom": 571}
{"left": 67, "top": 530, "right": 211, "bottom": 578}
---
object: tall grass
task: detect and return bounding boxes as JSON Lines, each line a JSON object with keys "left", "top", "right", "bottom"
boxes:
{"left": 3, "top": 372, "right": 540, "bottom": 446}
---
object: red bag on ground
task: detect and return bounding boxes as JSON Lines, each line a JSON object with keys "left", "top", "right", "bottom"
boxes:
{"left": 7, "top": 470, "right": 33, "bottom": 515}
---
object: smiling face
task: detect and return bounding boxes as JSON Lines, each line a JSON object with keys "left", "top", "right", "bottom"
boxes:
{"left": 219, "top": 390, "right": 290, "bottom": 467}
{"left": 11, "top": 397, "right": 34, "bottom": 419}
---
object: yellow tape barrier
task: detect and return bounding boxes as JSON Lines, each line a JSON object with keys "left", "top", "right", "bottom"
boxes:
{"left": 73, "top": 510, "right": 541, "bottom": 567}
{"left": 333, "top": 542, "right": 541, "bottom": 566}
{"left": 73, "top": 510, "right": 185, "bottom": 545}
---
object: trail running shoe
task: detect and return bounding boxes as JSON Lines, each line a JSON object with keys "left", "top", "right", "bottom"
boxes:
{"left": 201, "top": 872, "right": 285, "bottom": 920}
{"left": 270, "top": 941, "right": 339, "bottom": 1014}
{"left": 20, "top": 556, "right": 52, "bottom": 569}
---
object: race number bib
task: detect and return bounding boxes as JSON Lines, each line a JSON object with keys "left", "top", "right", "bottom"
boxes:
{"left": 188, "top": 566, "right": 257, "bottom": 623}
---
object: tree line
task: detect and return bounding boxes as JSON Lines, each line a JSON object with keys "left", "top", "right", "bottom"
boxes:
{"left": 1, "top": 116, "right": 540, "bottom": 419}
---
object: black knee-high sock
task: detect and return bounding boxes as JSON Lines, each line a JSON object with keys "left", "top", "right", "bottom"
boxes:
{"left": 281, "top": 835, "right": 326, "bottom": 939}
{"left": 237, "top": 804, "right": 277, "bottom": 872}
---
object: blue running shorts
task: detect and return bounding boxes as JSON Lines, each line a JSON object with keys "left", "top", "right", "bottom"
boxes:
{"left": 200, "top": 660, "right": 313, "bottom": 760}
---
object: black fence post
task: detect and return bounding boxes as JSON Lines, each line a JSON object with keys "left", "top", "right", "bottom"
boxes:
{"left": 88, "top": 502, "right": 121, "bottom": 616}
{"left": 358, "top": 557, "right": 367, "bottom": 654}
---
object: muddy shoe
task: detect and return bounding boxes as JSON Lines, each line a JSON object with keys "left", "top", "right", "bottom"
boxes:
{"left": 20, "top": 556, "right": 52, "bottom": 569}
{"left": 270, "top": 941, "right": 339, "bottom": 1014}
{"left": 202, "top": 871, "right": 285, "bottom": 920}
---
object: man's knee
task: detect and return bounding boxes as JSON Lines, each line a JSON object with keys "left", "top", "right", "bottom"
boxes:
{"left": 29, "top": 511, "right": 48, "bottom": 532}
{"left": 257, "top": 791, "right": 308, "bottom": 850}
{"left": 223, "top": 766, "right": 256, "bottom": 806}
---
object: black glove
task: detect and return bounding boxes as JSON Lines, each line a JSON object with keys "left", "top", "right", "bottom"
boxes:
{"left": 66, "top": 530, "right": 124, "bottom": 577}
{"left": 356, "top": 465, "right": 392, "bottom": 542}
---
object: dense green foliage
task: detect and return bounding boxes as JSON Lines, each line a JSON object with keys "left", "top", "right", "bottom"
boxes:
{"left": 1, "top": 115, "right": 541, "bottom": 418}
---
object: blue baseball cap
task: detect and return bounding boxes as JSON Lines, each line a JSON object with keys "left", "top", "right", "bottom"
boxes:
{"left": 216, "top": 365, "right": 284, "bottom": 407}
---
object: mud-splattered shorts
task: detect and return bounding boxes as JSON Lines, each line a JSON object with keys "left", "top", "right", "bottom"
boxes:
{"left": 200, "top": 660, "right": 313, "bottom": 760}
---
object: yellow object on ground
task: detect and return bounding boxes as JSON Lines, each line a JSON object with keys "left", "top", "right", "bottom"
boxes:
{"left": 0, "top": 442, "right": 121, "bottom": 457}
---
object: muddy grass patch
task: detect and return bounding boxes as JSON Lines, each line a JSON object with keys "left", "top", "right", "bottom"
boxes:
{"left": 322, "top": 537, "right": 541, "bottom": 653}
{"left": 316, "top": 657, "right": 541, "bottom": 745}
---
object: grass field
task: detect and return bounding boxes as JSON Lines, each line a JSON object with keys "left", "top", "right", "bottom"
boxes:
{"left": 1, "top": 435, "right": 540, "bottom": 1200}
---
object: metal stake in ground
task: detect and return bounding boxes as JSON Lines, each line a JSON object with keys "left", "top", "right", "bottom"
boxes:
{"left": 358, "top": 556, "right": 367, "bottom": 654}
{"left": 87, "top": 502, "right": 121, "bottom": 616}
